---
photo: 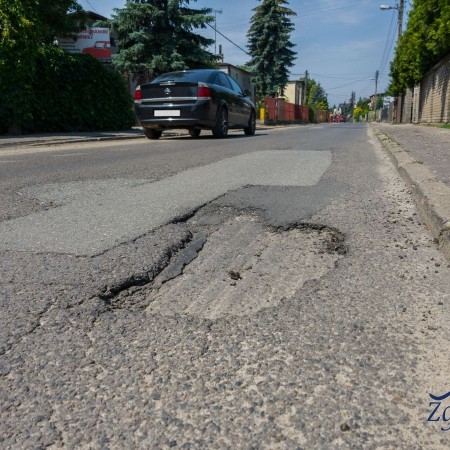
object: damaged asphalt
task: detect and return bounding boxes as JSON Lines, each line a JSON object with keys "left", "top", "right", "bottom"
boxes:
{"left": 1, "top": 124, "right": 450, "bottom": 448}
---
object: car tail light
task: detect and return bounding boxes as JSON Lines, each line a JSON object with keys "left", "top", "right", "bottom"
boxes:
{"left": 134, "top": 86, "right": 142, "bottom": 101}
{"left": 197, "top": 83, "right": 211, "bottom": 100}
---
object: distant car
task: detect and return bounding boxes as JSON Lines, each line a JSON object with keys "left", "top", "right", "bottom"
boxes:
{"left": 134, "top": 69, "right": 256, "bottom": 139}
{"left": 81, "top": 41, "right": 111, "bottom": 59}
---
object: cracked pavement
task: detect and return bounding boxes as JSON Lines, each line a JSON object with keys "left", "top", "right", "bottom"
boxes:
{"left": 1, "top": 125, "right": 450, "bottom": 448}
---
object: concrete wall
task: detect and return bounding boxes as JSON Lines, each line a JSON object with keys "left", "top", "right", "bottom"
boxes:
{"left": 382, "top": 53, "right": 449, "bottom": 124}
{"left": 402, "top": 88, "right": 414, "bottom": 123}
{"left": 417, "top": 53, "right": 450, "bottom": 123}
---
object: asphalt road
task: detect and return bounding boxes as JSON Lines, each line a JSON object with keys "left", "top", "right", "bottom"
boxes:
{"left": 1, "top": 124, "right": 450, "bottom": 448}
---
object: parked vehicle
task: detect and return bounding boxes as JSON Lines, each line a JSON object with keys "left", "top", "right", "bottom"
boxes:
{"left": 134, "top": 69, "right": 256, "bottom": 139}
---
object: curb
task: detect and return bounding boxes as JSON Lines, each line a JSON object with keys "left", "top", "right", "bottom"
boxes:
{"left": 0, "top": 125, "right": 284, "bottom": 149}
{"left": 0, "top": 123, "right": 311, "bottom": 150}
{"left": 371, "top": 125, "right": 450, "bottom": 262}
{"left": 0, "top": 133, "right": 145, "bottom": 149}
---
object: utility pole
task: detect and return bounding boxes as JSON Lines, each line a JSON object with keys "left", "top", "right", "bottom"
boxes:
{"left": 303, "top": 70, "right": 308, "bottom": 105}
{"left": 380, "top": 1, "right": 404, "bottom": 41}
{"left": 374, "top": 70, "right": 379, "bottom": 105}
{"left": 397, "top": 0, "right": 404, "bottom": 41}
{"left": 212, "top": 9, "right": 222, "bottom": 55}
{"left": 374, "top": 70, "right": 379, "bottom": 120}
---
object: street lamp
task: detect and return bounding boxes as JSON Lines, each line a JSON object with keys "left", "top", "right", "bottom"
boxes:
{"left": 380, "top": 1, "right": 404, "bottom": 40}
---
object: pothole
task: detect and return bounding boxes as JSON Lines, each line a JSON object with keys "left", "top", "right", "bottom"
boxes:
{"left": 146, "top": 214, "right": 346, "bottom": 319}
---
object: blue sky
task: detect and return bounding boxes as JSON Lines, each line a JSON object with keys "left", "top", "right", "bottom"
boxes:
{"left": 79, "top": 0, "right": 409, "bottom": 107}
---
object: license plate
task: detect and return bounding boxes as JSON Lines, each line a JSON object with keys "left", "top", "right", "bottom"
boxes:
{"left": 154, "top": 110, "right": 181, "bottom": 117}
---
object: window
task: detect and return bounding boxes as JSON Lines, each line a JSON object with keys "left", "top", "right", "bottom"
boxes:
{"left": 227, "top": 76, "right": 243, "bottom": 96}
{"left": 217, "top": 72, "right": 232, "bottom": 90}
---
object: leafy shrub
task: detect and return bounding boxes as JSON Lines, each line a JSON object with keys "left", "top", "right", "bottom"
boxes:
{"left": 1, "top": 46, "right": 134, "bottom": 133}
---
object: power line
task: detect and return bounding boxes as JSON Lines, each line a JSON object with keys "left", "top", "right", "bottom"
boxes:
{"left": 377, "top": 10, "right": 396, "bottom": 76}
{"left": 294, "top": 1, "right": 364, "bottom": 19}
{"left": 84, "top": 0, "right": 98, "bottom": 13}
{"left": 291, "top": 72, "right": 372, "bottom": 79}
{"left": 206, "top": 22, "right": 250, "bottom": 56}
{"left": 180, "top": 1, "right": 249, "bottom": 56}
{"left": 318, "top": 76, "right": 372, "bottom": 91}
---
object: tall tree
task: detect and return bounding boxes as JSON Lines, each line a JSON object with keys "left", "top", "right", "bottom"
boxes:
{"left": 247, "top": 0, "right": 296, "bottom": 98}
{"left": 389, "top": 0, "right": 450, "bottom": 95}
{"left": 111, "top": 0, "right": 218, "bottom": 81}
{"left": 36, "top": 0, "right": 86, "bottom": 43}
{"left": 309, "top": 81, "right": 328, "bottom": 111}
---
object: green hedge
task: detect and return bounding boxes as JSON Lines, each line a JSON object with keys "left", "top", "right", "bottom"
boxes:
{"left": 0, "top": 46, "right": 134, "bottom": 133}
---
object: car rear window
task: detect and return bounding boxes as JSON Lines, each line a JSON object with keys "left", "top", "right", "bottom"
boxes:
{"left": 151, "top": 71, "right": 215, "bottom": 84}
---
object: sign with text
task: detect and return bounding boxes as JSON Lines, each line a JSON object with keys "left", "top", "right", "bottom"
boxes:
{"left": 58, "top": 28, "right": 111, "bottom": 62}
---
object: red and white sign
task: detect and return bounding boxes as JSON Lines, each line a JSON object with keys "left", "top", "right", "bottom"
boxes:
{"left": 58, "top": 28, "right": 112, "bottom": 61}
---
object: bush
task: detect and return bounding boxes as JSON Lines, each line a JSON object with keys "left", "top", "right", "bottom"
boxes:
{"left": 0, "top": 46, "right": 134, "bottom": 133}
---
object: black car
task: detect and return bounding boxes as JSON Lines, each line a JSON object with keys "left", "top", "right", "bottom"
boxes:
{"left": 134, "top": 69, "right": 256, "bottom": 139}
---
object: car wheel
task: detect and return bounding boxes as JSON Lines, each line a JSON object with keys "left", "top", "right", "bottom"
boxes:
{"left": 144, "top": 129, "right": 162, "bottom": 140}
{"left": 212, "top": 107, "right": 228, "bottom": 138}
{"left": 244, "top": 110, "right": 256, "bottom": 136}
{"left": 188, "top": 129, "right": 201, "bottom": 138}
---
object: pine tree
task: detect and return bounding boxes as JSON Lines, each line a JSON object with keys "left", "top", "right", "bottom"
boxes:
{"left": 247, "top": 0, "right": 297, "bottom": 99}
{"left": 111, "top": 0, "right": 218, "bottom": 81}
{"left": 309, "top": 82, "right": 328, "bottom": 110}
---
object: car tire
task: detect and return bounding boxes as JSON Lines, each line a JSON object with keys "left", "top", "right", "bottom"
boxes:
{"left": 188, "top": 129, "right": 201, "bottom": 138}
{"left": 144, "top": 129, "right": 162, "bottom": 140}
{"left": 244, "top": 110, "right": 256, "bottom": 136}
{"left": 212, "top": 107, "right": 228, "bottom": 138}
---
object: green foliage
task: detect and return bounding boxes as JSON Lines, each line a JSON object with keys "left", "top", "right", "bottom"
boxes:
{"left": 298, "top": 77, "right": 328, "bottom": 111}
{"left": 1, "top": 46, "right": 134, "bottom": 133}
{"left": 247, "top": 0, "right": 297, "bottom": 99}
{"left": 33, "top": 47, "right": 134, "bottom": 132}
{"left": 375, "top": 95, "right": 384, "bottom": 110}
{"left": 389, "top": 0, "right": 450, "bottom": 95}
{"left": 0, "top": 0, "right": 85, "bottom": 46}
{"left": 111, "top": 0, "right": 218, "bottom": 80}
{"left": 0, "top": 0, "right": 133, "bottom": 133}
{"left": 34, "top": 0, "right": 86, "bottom": 44}
{"left": 352, "top": 96, "right": 370, "bottom": 122}
{"left": 356, "top": 97, "right": 371, "bottom": 112}
{"left": 353, "top": 107, "right": 365, "bottom": 122}
{"left": 0, "top": 0, "right": 40, "bottom": 128}
{"left": 309, "top": 81, "right": 328, "bottom": 111}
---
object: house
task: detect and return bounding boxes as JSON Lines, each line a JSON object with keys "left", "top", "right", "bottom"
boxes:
{"left": 284, "top": 80, "right": 306, "bottom": 105}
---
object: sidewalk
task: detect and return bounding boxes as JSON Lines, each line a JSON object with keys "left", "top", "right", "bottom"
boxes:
{"left": 371, "top": 123, "right": 450, "bottom": 261}
{"left": 0, "top": 120, "right": 276, "bottom": 149}
{"left": 0, "top": 128, "right": 146, "bottom": 149}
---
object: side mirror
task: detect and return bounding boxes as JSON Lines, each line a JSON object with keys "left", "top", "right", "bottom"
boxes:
{"left": 243, "top": 89, "right": 252, "bottom": 97}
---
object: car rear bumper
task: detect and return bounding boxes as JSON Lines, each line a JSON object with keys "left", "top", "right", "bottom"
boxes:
{"left": 135, "top": 100, "right": 216, "bottom": 130}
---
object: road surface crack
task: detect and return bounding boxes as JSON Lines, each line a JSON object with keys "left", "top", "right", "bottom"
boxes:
{"left": 98, "top": 233, "right": 207, "bottom": 311}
